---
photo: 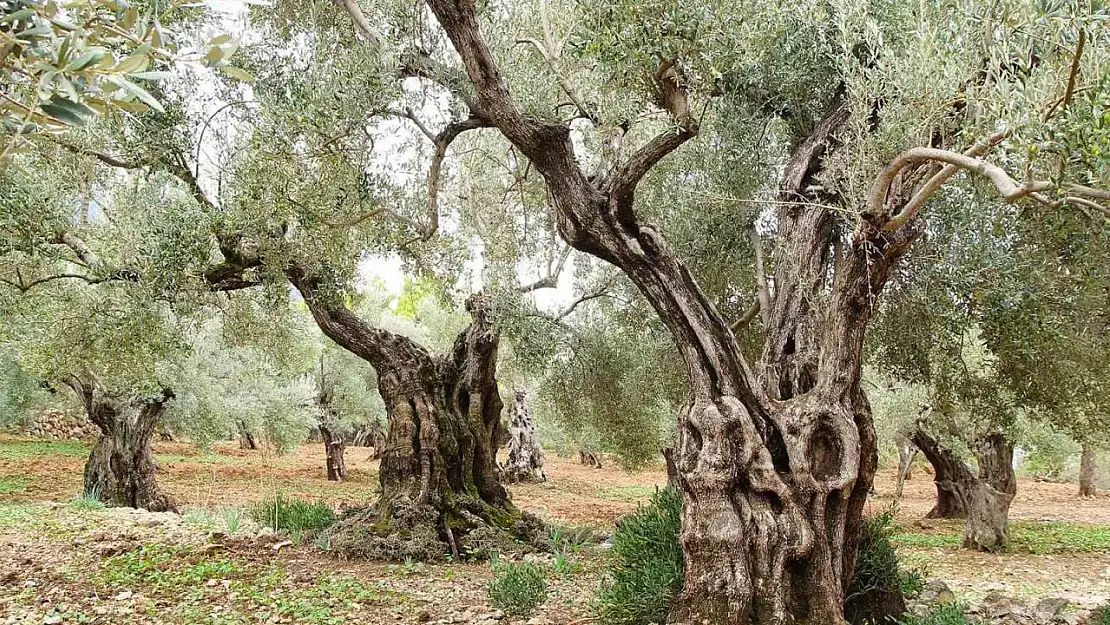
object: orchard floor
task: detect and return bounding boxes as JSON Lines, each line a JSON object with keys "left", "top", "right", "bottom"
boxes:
{"left": 0, "top": 435, "right": 1108, "bottom": 624}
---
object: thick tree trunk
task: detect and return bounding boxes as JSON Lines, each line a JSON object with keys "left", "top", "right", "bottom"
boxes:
{"left": 895, "top": 439, "right": 918, "bottom": 499}
{"left": 237, "top": 420, "right": 259, "bottom": 450}
{"left": 352, "top": 422, "right": 388, "bottom": 458}
{"left": 963, "top": 432, "right": 1016, "bottom": 551}
{"left": 1080, "top": 443, "right": 1096, "bottom": 498}
{"left": 320, "top": 424, "right": 348, "bottom": 482}
{"left": 289, "top": 266, "right": 541, "bottom": 560}
{"left": 910, "top": 428, "right": 972, "bottom": 519}
{"left": 67, "top": 379, "right": 177, "bottom": 512}
{"left": 501, "top": 389, "right": 545, "bottom": 483}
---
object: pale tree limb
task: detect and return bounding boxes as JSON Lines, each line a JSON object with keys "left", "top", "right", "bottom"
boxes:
{"left": 516, "top": 0, "right": 595, "bottom": 122}
{"left": 552, "top": 272, "right": 620, "bottom": 321}
{"left": 749, "top": 225, "right": 771, "bottom": 328}
{"left": 519, "top": 245, "right": 572, "bottom": 293}
{"left": 730, "top": 298, "right": 762, "bottom": 332}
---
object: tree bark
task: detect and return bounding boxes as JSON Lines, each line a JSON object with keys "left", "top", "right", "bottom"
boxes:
{"left": 67, "top": 378, "right": 177, "bottom": 512}
{"left": 662, "top": 446, "right": 680, "bottom": 490}
{"left": 237, "top": 420, "right": 259, "bottom": 450}
{"left": 895, "top": 438, "right": 918, "bottom": 499}
{"left": 320, "top": 424, "right": 348, "bottom": 482}
{"left": 288, "top": 266, "right": 540, "bottom": 560}
{"left": 501, "top": 388, "right": 545, "bottom": 483}
{"left": 578, "top": 450, "right": 603, "bottom": 468}
{"left": 910, "top": 428, "right": 971, "bottom": 519}
{"left": 1079, "top": 443, "right": 1096, "bottom": 498}
{"left": 962, "top": 432, "right": 1016, "bottom": 551}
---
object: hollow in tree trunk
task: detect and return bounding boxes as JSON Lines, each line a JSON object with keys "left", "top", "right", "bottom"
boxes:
{"left": 910, "top": 428, "right": 971, "bottom": 519}
{"left": 501, "top": 389, "right": 545, "bottom": 483}
{"left": 963, "top": 432, "right": 1015, "bottom": 551}
{"left": 319, "top": 424, "right": 348, "bottom": 482}
{"left": 290, "top": 266, "right": 542, "bottom": 561}
{"left": 1080, "top": 443, "right": 1096, "bottom": 498}
{"left": 238, "top": 420, "right": 259, "bottom": 450}
{"left": 65, "top": 378, "right": 177, "bottom": 512}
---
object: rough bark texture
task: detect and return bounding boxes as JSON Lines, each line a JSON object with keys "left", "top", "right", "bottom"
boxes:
{"left": 289, "top": 266, "right": 540, "bottom": 560}
{"left": 320, "top": 425, "right": 348, "bottom": 482}
{"left": 238, "top": 420, "right": 260, "bottom": 450}
{"left": 68, "top": 379, "right": 177, "bottom": 512}
{"left": 1079, "top": 443, "right": 1096, "bottom": 498}
{"left": 352, "top": 423, "right": 388, "bottom": 459}
{"left": 416, "top": 2, "right": 941, "bottom": 619}
{"left": 963, "top": 432, "right": 1016, "bottom": 551}
{"left": 910, "top": 428, "right": 971, "bottom": 519}
{"left": 501, "top": 389, "right": 545, "bottom": 483}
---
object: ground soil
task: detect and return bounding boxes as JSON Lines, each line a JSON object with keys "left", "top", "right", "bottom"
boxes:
{"left": 0, "top": 435, "right": 1107, "bottom": 624}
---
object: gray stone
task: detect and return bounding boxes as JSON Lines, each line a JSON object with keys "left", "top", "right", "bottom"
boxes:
{"left": 1034, "top": 598, "right": 1069, "bottom": 619}
{"left": 920, "top": 579, "right": 956, "bottom": 604}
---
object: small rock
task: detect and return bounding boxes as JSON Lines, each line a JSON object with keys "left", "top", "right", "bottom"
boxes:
{"left": 525, "top": 617, "right": 549, "bottom": 625}
{"left": 113, "top": 590, "right": 133, "bottom": 601}
{"left": 43, "top": 615, "right": 63, "bottom": 625}
{"left": 919, "top": 580, "right": 955, "bottom": 604}
{"left": 1034, "top": 597, "right": 1069, "bottom": 619}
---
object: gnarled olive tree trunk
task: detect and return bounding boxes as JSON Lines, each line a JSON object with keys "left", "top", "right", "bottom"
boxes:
{"left": 895, "top": 438, "right": 918, "bottom": 500}
{"left": 66, "top": 378, "right": 177, "bottom": 512}
{"left": 501, "top": 389, "right": 545, "bottom": 483}
{"left": 319, "top": 424, "right": 348, "bottom": 482}
{"left": 910, "top": 428, "right": 971, "bottom": 519}
{"left": 421, "top": 3, "right": 935, "bottom": 619}
{"left": 963, "top": 432, "right": 1015, "bottom": 551}
{"left": 288, "top": 266, "right": 540, "bottom": 560}
{"left": 1080, "top": 443, "right": 1096, "bottom": 498}
{"left": 237, "top": 420, "right": 259, "bottom": 450}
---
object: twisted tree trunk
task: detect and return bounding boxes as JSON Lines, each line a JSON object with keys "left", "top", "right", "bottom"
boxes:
{"left": 1079, "top": 443, "right": 1096, "bottom": 498}
{"left": 501, "top": 389, "right": 545, "bottom": 483}
{"left": 963, "top": 432, "right": 1015, "bottom": 551}
{"left": 289, "top": 266, "right": 540, "bottom": 560}
{"left": 319, "top": 424, "right": 348, "bottom": 482}
{"left": 66, "top": 378, "right": 177, "bottom": 512}
{"left": 911, "top": 428, "right": 972, "bottom": 519}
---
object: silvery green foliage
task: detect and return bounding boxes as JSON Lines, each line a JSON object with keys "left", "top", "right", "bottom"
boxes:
{"left": 163, "top": 320, "right": 317, "bottom": 453}
{"left": 0, "top": 349, "right": 52, "bottom": 429}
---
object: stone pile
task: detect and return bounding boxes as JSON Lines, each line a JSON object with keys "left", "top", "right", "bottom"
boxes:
{"left": 911, "top": 580, "right": 1101, "bottom": 625}
{"left": 23, "top": 410, "right": 98, "bottom": 440}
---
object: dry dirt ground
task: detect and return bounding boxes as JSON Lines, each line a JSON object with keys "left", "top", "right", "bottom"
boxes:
{"left": 0, "top": 435, "right": 1108, "bottom": 624}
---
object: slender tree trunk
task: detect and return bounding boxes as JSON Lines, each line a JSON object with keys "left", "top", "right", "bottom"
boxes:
{"left": 578, "top": 450, "right": 603, "bottom": 468}
{"left": 320, "top": 424, "right": 348, "bottom": 482}
{"left": 910, "top": 428, "right": 972, "bottom": 519}
{"left": 662, "top": 447, "right": 680, "bottom": 490}
{"left": 238, "top": 420, "right": 259, "bottom": 450}
{"left": 289, "top": 266, "right": 541, "bottom": 560}
{"left": 963, "top": 432, "right": 1015, "bottom": 551}
{"left": 67, "top": 378, "right": 177, "bottom": 512}
{"left": 1080, "top": 443, "right": 1096, "bottom": 498}
{"left": 501, "top": 389, "right": 545, "bottom": 483}
{"left": 895, "top": 439, "right": 918, "bottom": 499}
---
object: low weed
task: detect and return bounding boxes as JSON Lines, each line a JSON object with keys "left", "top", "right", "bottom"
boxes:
{"left": 487, "top": 557, "right": 547, "bottom": 618}
{"left": 898, "top": 602, "right": 976, "bottom": 625}
{"left": 183, "top": 507, "right": 217, "bottom": 528}
{"left": 1091, "top": 603, "right": 1110, "bottom": 625}
{"left": 248, "top": 494, "right": 335, "bottom": 535}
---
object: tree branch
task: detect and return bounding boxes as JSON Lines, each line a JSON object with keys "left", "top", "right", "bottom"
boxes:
{"left": 750, "top": 225, "right": 771, "bottom": 328}
{"left": 729, "top": 298, "right": 762, "bottom": 332}
{"left": 519, "top": 246, "right": 571, "bottom": 293}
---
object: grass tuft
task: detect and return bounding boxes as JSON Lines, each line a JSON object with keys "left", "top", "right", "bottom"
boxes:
{"left": 69, "top": 486, "right": 105, "bottom": 511}
{"left": 0, "top": 476, "right": 28, "bottom": 495}
{"left": 248, "top": 493, "right": 335, "bottom": 534}
{"left": 487, "top": 558, "right": 547, "bottom": 618}
{"left": 0, "top": 440, "right": 87, "bottom": 460}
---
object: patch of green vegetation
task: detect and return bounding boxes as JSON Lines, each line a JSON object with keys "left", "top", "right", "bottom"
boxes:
{"left": 1091, "top": 603, "right": 1110, "bottom": 625}
{"left": 596, "top": 484, "right": 660, "bottom": 502}
{"left": 0, "top": 502, "right": 50, "bottom": 528}
{"left": 893, "top": 521, "right": 1110, "bottom": 554}
{"left": 898, "top": 602, "right": 975, "bottom": 625}
{"left": 488, "top": 558, "right": 547, "bottom": 618}
{"left": 849, "top": 506, "right": 927, "bottom": 604}
{"left": 98, "top": 543, "right": 243, "bottom": 600}
{"left": 0, "top": 476, "right": 28, "bottom": 494}
{"left": 153, "top": 452, "right": 237, "bottom": 465}
{"left": 234, "top": 569, "right": 387, "bottom": 624}
{"left": 0, "top": 439, "right": 87, "bottom": 460}
{"left": 248, "top": 493, "right": 336, "bottom": 534}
